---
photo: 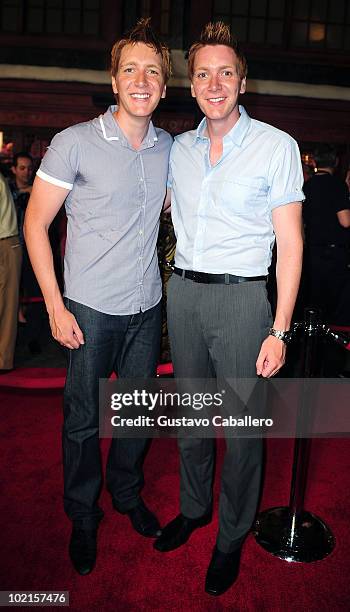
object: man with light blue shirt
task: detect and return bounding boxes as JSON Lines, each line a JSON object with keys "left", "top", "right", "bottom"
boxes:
{"left": 154, "top": 22, "right": 304, "bottom": 596}
{"left": 24, "top": 19, "right": 172, "bottom": 575}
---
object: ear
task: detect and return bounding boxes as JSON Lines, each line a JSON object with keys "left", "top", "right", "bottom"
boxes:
{"left": 240, "top": 77, "right": 246, "bottom": 94}
{"left": 190, "top": 82, "right": 196, "bottom": 98}
{"left": 161, "top": 85, "right": 166, "bottom": 99}
{"left": 111, "top": 76, "right": 118, "bottom": 95}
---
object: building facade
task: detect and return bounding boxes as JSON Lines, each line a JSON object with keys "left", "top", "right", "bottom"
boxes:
{"left": 0, "top": 0, "right": 349, "bottom": 169}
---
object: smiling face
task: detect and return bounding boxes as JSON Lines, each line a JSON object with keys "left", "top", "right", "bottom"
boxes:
{"left": 111, "top": 42, "right": 166, "bottom": 121}
{"left": 191, "top": 44, "right": 246, "bottom": 129}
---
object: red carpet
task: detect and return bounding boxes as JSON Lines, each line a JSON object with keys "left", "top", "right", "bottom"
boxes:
{"left": 1, "top": 388, "right": 350, "bottom": 611}
{"left": 0, "top": 367, "right": 67, "bottom": 389}
{"left": 0, "top": 363, "right": 173, "bottom": 390}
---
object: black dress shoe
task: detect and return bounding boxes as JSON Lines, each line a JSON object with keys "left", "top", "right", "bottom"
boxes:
{"left": 125, "top": 499, "right": 161, "bottom": 538}
{"left": 154, "top": 513, "right": 211, "bottom": 552}
{"left": 205, "top": 545, "right": 241, "bottom": 596}
{"left": 69, "top": 527, "right": 97, "bottom": 575}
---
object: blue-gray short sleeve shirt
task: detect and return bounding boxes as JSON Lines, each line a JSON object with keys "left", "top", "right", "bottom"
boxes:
{"left": 38, "top": 106, "right": 172, "bottom": 315}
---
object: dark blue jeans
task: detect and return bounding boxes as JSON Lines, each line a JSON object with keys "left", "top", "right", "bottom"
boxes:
{"left": 63, "top": 298, "right": 161, "bottom": 528}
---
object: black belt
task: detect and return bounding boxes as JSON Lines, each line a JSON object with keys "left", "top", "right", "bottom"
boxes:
{"left": 173, "top": 267, "right": 267, "bottom": 284}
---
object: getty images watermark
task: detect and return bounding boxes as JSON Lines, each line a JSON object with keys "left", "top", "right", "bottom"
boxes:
{"left": 111, "top": 388, "right": 224, "bottom": 411}
{"left": 99, "top": 378, "right": 350, "bottom": 439}
{"left": 109, "top": 388, "right": 273, "bottom": 430}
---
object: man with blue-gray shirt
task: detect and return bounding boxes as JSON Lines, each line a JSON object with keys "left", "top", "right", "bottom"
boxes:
{"left": 25, "top": 19, "right": 172, "bottom": 575}
{"left": 154, "top": 22, "right": 304, "bottom": 596}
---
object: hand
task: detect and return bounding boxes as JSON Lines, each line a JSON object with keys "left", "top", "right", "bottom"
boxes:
{"left": 256, "top": 335, "right": 286, "bottom": 378}
{"left": 49, "top": 306, "right": 84, "bottom": 349}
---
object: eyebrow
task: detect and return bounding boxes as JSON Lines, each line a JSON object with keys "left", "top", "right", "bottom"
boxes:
{"left": 194, "top": 65, "right": 236, "bottom": 71}
{"left": 120, "top": 61, "right": 161, "bottom": 69}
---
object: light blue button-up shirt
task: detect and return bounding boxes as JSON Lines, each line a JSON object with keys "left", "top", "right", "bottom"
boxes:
{"left": 38, "top": 106, "right": 172, "bottom": 315}
{"left": 168, "top": 106, "right": 304, "bottom": 276}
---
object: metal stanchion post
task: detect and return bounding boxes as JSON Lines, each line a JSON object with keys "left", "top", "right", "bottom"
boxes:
{"left": 253, "top": 308, "right": 335, "bottom": 562}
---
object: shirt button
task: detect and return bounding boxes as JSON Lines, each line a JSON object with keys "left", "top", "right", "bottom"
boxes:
{"left": 139, "top": 230, "right": 143, "bottom": 235}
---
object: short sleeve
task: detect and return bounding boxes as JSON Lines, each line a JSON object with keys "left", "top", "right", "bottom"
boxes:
{"left": 268, "top": 138, "right": 304, "bottom": 210}
{"left": 37, "top": 128, "right": 80, "bottom": 190}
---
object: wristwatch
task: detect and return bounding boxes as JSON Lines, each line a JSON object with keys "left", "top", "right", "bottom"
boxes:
{"left": 269, "top": 327, "right": 292, "bottom": 345}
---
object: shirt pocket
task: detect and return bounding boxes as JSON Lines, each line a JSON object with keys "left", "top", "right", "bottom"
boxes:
{"left": 218, "top": 177, "right": 265, "bottom": 216}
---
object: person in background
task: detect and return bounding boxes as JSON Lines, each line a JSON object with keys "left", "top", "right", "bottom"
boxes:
{"left": 0, "top": 172, "right": 22, "bottom": 372}
{"left": 303, "top": 144, "right": 350, "bottom": 325}
{"left": 302, "top": 161, "right": 313, "bottom": 184}
{"left": 10, "top": 152, "right": 33, "bottom": 245}
{"left": 24, "top": 19, "right": 172, "bottom": 575}
{"left": 10, "top": 152, "right": 43, "bottom": 353}
{"left": 9, "top": 152, "right": 34, "bottom": 327}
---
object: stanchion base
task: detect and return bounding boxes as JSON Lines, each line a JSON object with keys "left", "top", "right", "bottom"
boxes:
{"left": 253, "top": 507, "right": 335, "bottom": 562}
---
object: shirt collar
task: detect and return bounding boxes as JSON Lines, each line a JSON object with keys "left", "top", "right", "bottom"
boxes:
{"left": 99, "top": 105, "right": 158, "bottom": 148}
{"left": 193, "top": 105, "right": 250, "bottom": 147}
